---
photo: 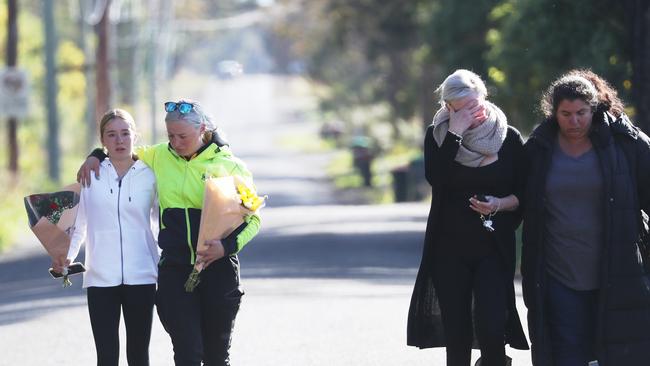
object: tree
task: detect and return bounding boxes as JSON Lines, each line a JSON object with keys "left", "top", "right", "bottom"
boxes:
{"left": 270, "top": 0, "right": 650, "bottom": 137}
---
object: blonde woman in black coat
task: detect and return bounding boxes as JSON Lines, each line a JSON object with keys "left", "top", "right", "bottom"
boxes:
{"left": 408, "top": 69, "right": 528, "bottom": 366}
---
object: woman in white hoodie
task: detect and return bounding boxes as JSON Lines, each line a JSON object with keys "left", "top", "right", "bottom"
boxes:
{"left": 53, "top": 109, "right": 159, "bottom": 366}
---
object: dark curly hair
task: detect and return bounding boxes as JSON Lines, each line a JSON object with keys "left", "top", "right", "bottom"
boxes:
{"left": 540, "top": 69, "right": 625, "bottom": 119}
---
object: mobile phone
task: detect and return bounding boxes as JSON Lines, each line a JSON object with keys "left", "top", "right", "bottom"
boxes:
{"left": 474, "top": 194, "right": 488, "bottom": 202}
{"left": 48, "top": 262, "right": 86, "bottom": 279}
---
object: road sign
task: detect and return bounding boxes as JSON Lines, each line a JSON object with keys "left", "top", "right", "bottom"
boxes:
{"left": 0, "top": 67, "right": 29, "bottom": 118}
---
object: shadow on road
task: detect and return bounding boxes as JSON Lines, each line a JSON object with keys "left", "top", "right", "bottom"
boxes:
{"left": 0, "top": 249, "right": 86, "bottom": 326}
{"left": 0, "top": 227, "right": 425, "bottom": 326}
{"left": 241, "top": 231, "right": 423, "bottom": 284}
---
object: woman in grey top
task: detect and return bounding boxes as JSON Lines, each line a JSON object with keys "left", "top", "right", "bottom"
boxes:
{"left": 521, "top": 70, "right": 650, "bottom": 366}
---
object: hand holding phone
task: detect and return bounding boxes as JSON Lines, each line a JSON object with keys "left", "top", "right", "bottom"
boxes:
{"left": 48, "top": 262, "right": 86, "bottom": 279}
{"left": 470, "top": 194, "right": 497, "bottom": 217}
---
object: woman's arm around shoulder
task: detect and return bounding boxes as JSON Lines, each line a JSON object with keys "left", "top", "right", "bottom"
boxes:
{"left": 77, "top": 144, "right": 161, "bottom": 186}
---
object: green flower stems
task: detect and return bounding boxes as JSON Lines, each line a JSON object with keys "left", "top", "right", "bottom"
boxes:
{"left": 184, "top": 261, "right": 205, "bottom": 292}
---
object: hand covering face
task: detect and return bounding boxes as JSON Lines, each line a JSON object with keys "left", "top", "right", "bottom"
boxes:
{"left": 432, "top": 101, "right": 508, "bottom": 167}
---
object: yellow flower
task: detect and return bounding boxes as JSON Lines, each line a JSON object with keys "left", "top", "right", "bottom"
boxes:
{"left": 237, "top": 184, "right": 266, "bottom": 211}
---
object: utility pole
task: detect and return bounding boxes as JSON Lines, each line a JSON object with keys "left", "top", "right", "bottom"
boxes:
{"left": 6, "top": 0, "right": 18, "bottom": 175}
{"left": 148, "top": 0, "right": 173, "bottom": 143}
{"left": 148, "top": 0, "right": 158, "bottom": 144}
{"left": 96, "top": 0, "right": 111, "bottom": 123}
{"left": 44, "top": 0, "right": 60, "bottom": 182}
{"left": 79, "top": 0, "right": 97, "bottom": 150}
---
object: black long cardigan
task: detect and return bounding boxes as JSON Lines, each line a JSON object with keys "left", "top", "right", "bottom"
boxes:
{"left": 407, "top": 125, "right": 529, "bottom": 350}
{"left": 521, "top": 111, "right": 650, "bottom": 366}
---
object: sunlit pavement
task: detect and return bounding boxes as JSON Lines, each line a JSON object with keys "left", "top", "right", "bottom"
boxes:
{"left": 0, "top": 75, "right": 532, "bottom": 365}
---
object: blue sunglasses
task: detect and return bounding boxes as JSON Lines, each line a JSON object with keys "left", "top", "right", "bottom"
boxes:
{"left": 164, "top": 102, "right": 195, "bottom": 114}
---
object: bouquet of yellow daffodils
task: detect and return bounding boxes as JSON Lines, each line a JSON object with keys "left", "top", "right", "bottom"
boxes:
{"left": 184, "top": 176, "right": 266, "bottom": 292}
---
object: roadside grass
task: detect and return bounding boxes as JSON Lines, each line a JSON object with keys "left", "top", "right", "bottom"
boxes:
{"left": 0, "top": 182, "right": 26, "bottom": 254}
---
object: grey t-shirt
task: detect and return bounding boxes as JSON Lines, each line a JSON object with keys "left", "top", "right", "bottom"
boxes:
{"left": 544, "top": 144, "right": 604, "bottom": 291}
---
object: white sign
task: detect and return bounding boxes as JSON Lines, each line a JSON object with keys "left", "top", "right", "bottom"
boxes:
{"left": 0, "top": 67, "right": 29, "bottom": 118}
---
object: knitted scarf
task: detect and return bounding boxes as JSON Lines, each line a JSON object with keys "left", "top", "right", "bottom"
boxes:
{"left": 432, "top": 101, "right": 508, "bottom": 167}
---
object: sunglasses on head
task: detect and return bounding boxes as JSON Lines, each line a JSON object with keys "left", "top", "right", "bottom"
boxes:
{"left": 164, "top": 102, "right": 195, "bottom": 114}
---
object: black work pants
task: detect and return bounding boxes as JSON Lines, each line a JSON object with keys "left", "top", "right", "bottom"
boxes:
{"left": 156, "top": 256, "right": 243, "bottom": 366}
{"left": 433, "top": 248, "right": 508, "bottom": 366}
{"left": 87, "top": 284, "right": 156, "bottom": 366}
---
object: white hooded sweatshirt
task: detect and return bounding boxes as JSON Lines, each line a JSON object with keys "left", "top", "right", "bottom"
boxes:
{"left": 68, "top": 159, "right": 160, "bottom": 288}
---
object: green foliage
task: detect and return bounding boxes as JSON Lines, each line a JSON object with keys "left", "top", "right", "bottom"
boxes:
{"left": 423, "top": 0, "right": 501, "bottom": 76}
{"left": 486, "top": 0, "right": 631, "bottom": 132}
{"left": 275, "top": 0, "right": 639, "bottom": 136}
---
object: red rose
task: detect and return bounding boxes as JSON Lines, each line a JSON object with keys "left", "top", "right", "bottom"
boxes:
{"left": 50, "top": 203, "right": 58, "bottom": 209}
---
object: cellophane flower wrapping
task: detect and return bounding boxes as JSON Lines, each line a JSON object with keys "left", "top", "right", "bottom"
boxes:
{"left": 23, "top": 183, "right": 82, "bottom": 287}
{"left": 184, "top": 176, "right": 264, "bottom": 292}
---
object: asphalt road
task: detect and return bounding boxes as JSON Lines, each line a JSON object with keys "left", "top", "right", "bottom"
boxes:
{"left": 0, "top": 75, "right": 532, "bottom": 365}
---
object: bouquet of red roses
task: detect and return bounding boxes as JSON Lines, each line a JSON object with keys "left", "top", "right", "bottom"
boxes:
{"left": 24, "top": 183, "right": 85, "bottom": 287}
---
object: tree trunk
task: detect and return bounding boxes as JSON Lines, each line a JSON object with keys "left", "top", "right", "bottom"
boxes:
{"left": 6, "top": 0, "right": 18, "bottom": 175}
{"left": 628, "top": 0, "right": 650, "bottom": 133}
{"left": 79, "top": 0, "right": 97, "bottom": 151}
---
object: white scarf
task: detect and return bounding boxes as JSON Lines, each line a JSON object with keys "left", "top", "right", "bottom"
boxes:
{"left": 431, "top": 101, "right": 508, "bottom": 167}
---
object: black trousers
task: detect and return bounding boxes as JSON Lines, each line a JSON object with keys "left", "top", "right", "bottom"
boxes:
{"left": 433, "top": 249, "right": 508, "bottom": 366}
{"left": 156, "top": 256, "right": 243, "bottom": 366}
{"left": 87, "top": 284, "right": 156, "bottom": 366}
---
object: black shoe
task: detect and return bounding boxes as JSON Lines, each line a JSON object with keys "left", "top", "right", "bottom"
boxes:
{"left": 474, "top": 355, "right": 512, "bottom": 366}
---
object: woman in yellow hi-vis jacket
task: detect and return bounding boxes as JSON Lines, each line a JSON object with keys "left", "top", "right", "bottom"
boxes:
{"left": 78, "top": 100, "right": 261, "bottom": 366}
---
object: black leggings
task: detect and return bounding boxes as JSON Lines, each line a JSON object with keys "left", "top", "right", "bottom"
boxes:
{"left": 433, "top": 250, "right": 508, "bottom": 366}
{"left": 87, "top": 284, "right": 156, "bottom": 366}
